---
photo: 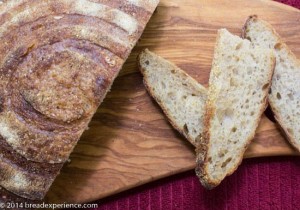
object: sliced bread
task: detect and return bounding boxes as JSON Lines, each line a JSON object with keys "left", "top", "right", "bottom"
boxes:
{"left": 243, "top": 15, "right": 300, "bottom": 152}
{"left": 138, "top": 49, "right": 207, "bottom": 146}
{"left": 196, "top": 29, "right": 275, "bottom": 189}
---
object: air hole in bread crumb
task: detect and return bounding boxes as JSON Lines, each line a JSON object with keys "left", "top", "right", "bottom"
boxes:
{"left": 288, "top": 93, "right": 294, "bottom": 100}
{"left": 218, "top": 150, "right": 225, "bottom": 157}
{"left": 250, "top": 111, "right": 254, "bottom": 116}
{"left": 262, "top": 83, "right": 269, "bottom": 90}
{"left": 269, "top": 88, "right": 272, "bottom": 94}
{"left": 241, "top": 121, "right": 246, "bottom": 126}
{"left": 171, "top": 69, "right": 176, "bottom": 74}
{"left": 276, "top": 92, "right": 282, "bottom": 100}
{"left": 231, "top": 127, "right": 237, "bottom": 132}
{"left": 183, "top": 124, "right": 189, "bottom": 134}
{"left": 145, "top": 60, "right": 149, "bottom": 65}
{"left": 221, "top": 157, "right": 232, "bottom": 168}
{"left": 167, "top": 92, "right": 174, "bottom": 97}
{"left": 252, "top": 91, "right": 256, "bottom": 95}
{"left": 183, "top": 95, "right": 187, "bottom": 99}
{"left": 274, "top": 43, "right": 282, "bottom": 50}
{"left": 287, "top": 128, "right": 294, "bottom": 135}
{"left": 195, "top": 134, "right": 202, "bottom": 142}
{"left": 235, "top": 42, "right": 243, "bottom": 50}
{"left": 230, "top": 78, "right": 237, "bottom": 87}
{"left": 161, "top": 82, "right": 166, "bottom": 89}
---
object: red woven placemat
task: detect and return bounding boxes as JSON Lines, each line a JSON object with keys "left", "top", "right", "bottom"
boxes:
{"left": 92, "top": 157, "right": 300, "bottom": 210}
{"left": 77, "top": 1, "right": 300, "bottom": 209}
{"left": 276, "top": 0, "right": 300, "bottom": 8}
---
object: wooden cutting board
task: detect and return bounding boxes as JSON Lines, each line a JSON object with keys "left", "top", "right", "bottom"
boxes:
{"left": 46, "top": 0, "right": 300, "bottom": 204}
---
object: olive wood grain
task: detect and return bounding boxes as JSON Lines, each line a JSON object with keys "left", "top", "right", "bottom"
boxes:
{"left": 46, "top": 0, "right": 300, "bottom": 204}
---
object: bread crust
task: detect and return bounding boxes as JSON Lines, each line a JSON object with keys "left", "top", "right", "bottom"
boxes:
{"left": 241, "top": 15, "right": 258, "bottom": 40}
{"left": 0, "top": 0, "right": 159, "bottom": 201}
{"left": 242, "top": 15, "right": 300, "bottom": 152}
{"left": 195, "top": 99, "right": 216, "bottom": 189}
{"left": 196, "top": 30, "right": 276, "bottom": 189}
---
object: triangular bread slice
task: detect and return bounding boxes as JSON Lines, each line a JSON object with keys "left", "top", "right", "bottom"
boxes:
{"left": 196, "top": 29, "right": 275, "bottom": 189}
{"left": 138, "top": 49, "right": 207, "bottom": 146}
{"left": 243, "top": 15, "right": 300, "bottom": 152}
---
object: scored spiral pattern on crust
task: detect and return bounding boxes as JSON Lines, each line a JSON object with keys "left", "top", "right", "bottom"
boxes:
{"left": 0, "top": 0, "right": 159, "bottom": 200}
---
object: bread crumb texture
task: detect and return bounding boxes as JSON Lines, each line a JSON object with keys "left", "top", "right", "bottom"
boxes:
{"left": 245, "top": 17, "right": 300, "bottom": 150}
{"left": 139, "top": 49, "right": 207, "bottom": 146}
{"left": 202, "top": 29, "right": 274, "bottom": 185}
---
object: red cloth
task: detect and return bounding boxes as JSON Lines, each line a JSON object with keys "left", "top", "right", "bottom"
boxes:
{"left": 276, "top": 0, "right": 300, "bottom": 8}
{"left": 82, "top": 1, "right": 300, "bottom": 209}
{"left": 90, "top": 157, "right": 300, "bottom": 210}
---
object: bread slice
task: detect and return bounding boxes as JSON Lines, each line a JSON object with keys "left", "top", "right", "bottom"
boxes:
{"left": 243, "top": 15, "right": 300, "bottom": 152}
{"left": 196, "top": 29, "right": 275, "bottom": 189}
{"left": 138, "top": 49, "right": 207, "bottom": 146}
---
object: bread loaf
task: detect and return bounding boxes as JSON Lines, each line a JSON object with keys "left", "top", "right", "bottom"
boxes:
{"left": 0, "top": 0, "right": 159, "bottom": 200}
